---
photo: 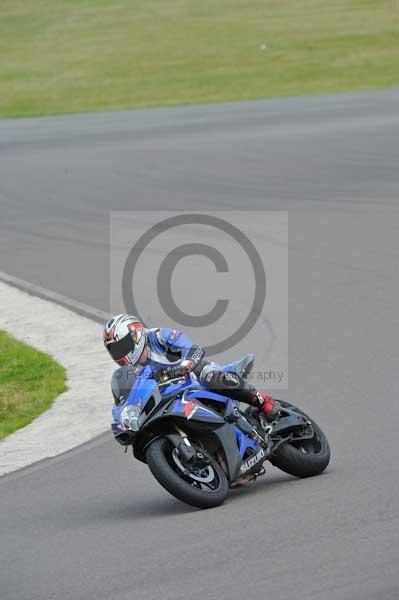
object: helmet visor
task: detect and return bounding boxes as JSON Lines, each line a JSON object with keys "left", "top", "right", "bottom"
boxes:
{"left": 106, "top": 333, "right": 136, "bottom": 361}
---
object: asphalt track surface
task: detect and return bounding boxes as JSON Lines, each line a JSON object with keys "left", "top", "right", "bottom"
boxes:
{"left": 1, "top": 89, "right": 399, "bottom": 600}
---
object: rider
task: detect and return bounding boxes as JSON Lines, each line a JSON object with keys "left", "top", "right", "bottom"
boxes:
{"left": 103, "top": 313, "right": 280, "bottom": 420}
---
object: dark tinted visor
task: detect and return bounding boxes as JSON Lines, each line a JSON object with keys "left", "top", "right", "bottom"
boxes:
{"left": 107, "top": 333, "right": 135, "bottom": 361}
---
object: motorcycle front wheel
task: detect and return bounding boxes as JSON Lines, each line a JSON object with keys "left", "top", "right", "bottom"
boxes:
{"left": 146, "top": 437, "right": 229, "bottom": 509}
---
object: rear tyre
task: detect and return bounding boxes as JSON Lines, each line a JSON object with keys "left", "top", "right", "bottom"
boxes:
{"left": 146, "top": 437, "right": 229, "bottom": 509}
{"left": 270, "top": 401, "right": 330, "bottom": 478}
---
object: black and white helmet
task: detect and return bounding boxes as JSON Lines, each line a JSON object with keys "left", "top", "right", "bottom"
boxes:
{"left": 103, "top": 314, "right": 146, "bottom": 366}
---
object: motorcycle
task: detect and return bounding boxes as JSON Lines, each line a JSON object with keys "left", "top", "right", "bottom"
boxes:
{"left": 112, "top": 354, "right": 330, "bottom": 508}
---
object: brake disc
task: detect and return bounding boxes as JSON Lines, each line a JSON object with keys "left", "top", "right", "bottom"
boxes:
{"left": 172, "top": 449, "right": 215, "bottom": 483}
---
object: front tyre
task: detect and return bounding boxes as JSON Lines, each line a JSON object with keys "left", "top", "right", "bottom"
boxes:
{"left": 270, "top": 401, "right": 330, "bottom": 478}
{"left": 146, "top": 437, "right": 229, "bottom": 509}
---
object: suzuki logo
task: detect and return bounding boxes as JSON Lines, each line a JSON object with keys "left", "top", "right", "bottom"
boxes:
{"left": 240, "top": 448, "right": 265, "bottom": 473}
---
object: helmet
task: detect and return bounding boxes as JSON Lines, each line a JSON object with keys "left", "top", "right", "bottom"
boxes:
{"left": 103, "top": 314, "right": 146, "bottom": 366}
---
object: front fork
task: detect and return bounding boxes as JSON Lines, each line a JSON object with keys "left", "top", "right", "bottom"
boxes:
{"left": 171, "top": 425, "right": 211, "bottom": 466}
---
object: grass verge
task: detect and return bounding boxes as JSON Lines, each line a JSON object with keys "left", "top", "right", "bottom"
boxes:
{"left": 0, "top": 330, "right": 67, "bottom": 440}
{"left": 0, "top": 0, "right": 398, "bottom": 117}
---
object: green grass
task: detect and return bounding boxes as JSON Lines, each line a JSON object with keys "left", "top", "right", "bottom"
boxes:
{"left": 0, "top": 331, "right": 67, "bottom": 440}
{"left": 0, "top": 0, "right": 398, "bottom": 117}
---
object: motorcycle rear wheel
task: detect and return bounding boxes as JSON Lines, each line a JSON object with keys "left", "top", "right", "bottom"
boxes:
{"left": 270, "top": 401, "right": 330, "bottom": 478}
{"left": 146, "top": 437, "right": 229, "bottom": 509}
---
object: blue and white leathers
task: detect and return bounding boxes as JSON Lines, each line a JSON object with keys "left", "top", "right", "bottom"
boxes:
{"left": 144, "top": 327, "right": 199, "bottom": 370}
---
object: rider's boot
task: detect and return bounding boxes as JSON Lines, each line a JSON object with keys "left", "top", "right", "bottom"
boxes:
{"left": 252, "top": 391, "right": 281, "bottom": 421}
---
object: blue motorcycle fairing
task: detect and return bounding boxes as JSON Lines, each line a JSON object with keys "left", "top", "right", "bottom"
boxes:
{"left": 170, "top": 392, "right": 225, "bottom": 424}
{"left": 111, "top": 362, "right": 266, "bottom": 482}
{"left": 184, "top": 389, "right": 261, "bottom": 460}
{"left": 185, "top": 388, "right": 234, "bottom": 405}
{"left": 235, "top": 427, "right": 260, "bottom": 459}
{"left": 112, "top": 369, "right": 223, "bottom": 433}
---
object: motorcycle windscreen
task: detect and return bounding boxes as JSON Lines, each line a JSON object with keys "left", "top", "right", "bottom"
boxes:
{"left": 124, "top": 365, "right": 157, "bottom": 407}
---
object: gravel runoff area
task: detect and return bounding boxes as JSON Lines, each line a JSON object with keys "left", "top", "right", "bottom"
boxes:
{"left": 0, "top": 281, "right": 113, "bottom": 476}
